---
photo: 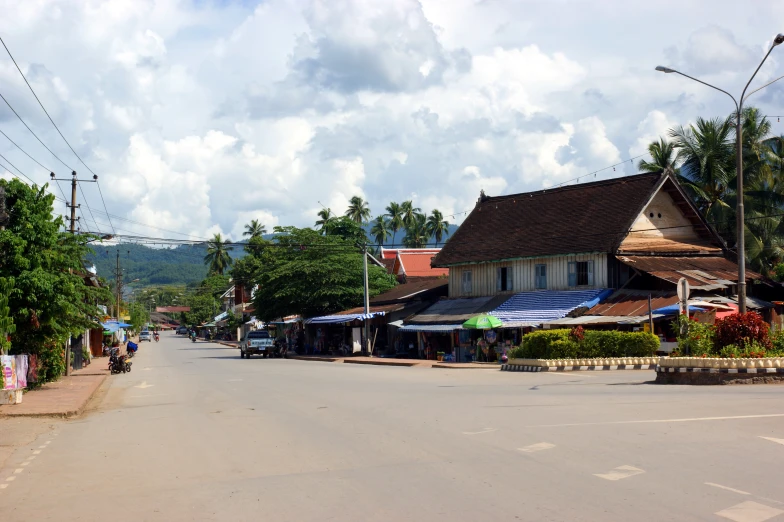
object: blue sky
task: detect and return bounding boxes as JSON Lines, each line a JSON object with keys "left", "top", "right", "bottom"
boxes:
{"left": 1, "top": 0, "right": 784, "bottom": 241}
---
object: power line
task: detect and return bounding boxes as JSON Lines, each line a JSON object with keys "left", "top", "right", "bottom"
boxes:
{"left": 95, "top": 181, "right": 115, "bottom": 235}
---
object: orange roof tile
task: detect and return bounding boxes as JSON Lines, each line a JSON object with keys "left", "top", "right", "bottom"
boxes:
{"left": 396, "top": 253, "right": 449, "bottom": 278}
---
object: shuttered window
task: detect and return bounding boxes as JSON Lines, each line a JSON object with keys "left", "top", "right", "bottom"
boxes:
{"left": 535, "top": 264, "right": 547, "bottom": 289}
{"left": 496, "top": 267, "right": 512, "bottom": 292}
{"left": 568, "top": 261, "right": 594, "bottom": 287}
{"left": 461, "top": 270, "right": 473, "bottom": 295}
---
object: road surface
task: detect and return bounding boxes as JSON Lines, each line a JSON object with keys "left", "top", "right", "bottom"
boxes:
{"left": 1, "top": 332, "right": 784, "bottom": 521}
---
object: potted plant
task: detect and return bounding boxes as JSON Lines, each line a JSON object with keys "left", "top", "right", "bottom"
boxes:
{"left": 436, "top": 351, "right": 445, "bottom": 361}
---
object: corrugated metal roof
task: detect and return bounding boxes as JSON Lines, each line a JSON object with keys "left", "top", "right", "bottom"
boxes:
{"left": 369, "top": 278, "right": 448, "bottom": 304}
{"left": 588, "top": 289, "right": 678, "bottom": 316}
{"left": 545, "top": 314, "right": 667, "bottom": 326}
{"left": 490, "top": 289, "right": 612, "bottom": 325}
{"left": 399, "top": 324, "right": 461, "bottom": 332}
{"left": 617, "top": 256, "right": 760, "bottom": 288}
{"left": 407, "top": 295, "right": 509, "bottom": 325}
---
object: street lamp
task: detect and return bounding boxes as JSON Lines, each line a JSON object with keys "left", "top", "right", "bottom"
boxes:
{"left": 656, "top": 33, "right": 784, "bottom": 313}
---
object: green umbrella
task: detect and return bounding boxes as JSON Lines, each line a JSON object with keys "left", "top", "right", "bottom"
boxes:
{"left": 462, "top": 314, "right": 503, "bottom": 330}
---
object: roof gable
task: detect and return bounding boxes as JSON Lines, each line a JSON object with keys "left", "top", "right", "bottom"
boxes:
{"left": 433, "top": 172, "right": 665, "bottom": 266}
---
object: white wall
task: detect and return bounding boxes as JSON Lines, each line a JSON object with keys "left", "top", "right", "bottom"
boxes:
{"left": 448, "top": 253, "right": 608, "bottom": 297}
{"left": 627, "top": 189, "right": 699, "bottom": 240}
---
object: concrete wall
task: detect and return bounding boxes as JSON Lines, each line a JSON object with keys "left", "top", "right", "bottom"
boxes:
{"left": 448, "top": 253, "right": 608, "bottom": 297}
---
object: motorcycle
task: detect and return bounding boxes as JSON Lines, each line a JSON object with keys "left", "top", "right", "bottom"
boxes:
{"left": 126, "top": 341, "right": 138, "bottom": 358}
{"left": 191, "top": 335, "right": 197, "bottom": 343}
{"left": 108, "top": 349, "right": 129, "bottom": 374}
{"left": 153, "top": 333, "right": 160, "bottom": 342}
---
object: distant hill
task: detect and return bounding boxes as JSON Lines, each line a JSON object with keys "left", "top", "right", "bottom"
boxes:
{"left": 87, "top": 243, "right": 246, "bottom": 287}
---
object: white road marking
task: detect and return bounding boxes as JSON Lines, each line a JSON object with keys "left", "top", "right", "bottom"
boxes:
{"left": 462, "top": 428, "right": 497, "bottom": 436}
{"left": 32, "top": 450, "right": 40, "bottom": 455}
{"left": 6, "top": 476, "right": 16, "bottom": 482}
{"left": 529, "top": 413, "right": 784, "bottom": 428}
{"left": 38, "top": 445, "right": 46, "bottom": 449}
{"left": 759, "top": 436, "right": 784, "bottom": 446}
{"left": 13, "top": 469, "right": 23, "bottom": 474}
{"left": 594, "top": 465, "right": 645, "bottom": 481}
{"left": 44, "top": 441, "right": 51, "bottom": 445}
{"left": 715, "top": 501, "right": 783, "bottom": 522}
{"left": 0, "top": 483, "right": 7, "bottom": 489}
{"left": 128, "top": 394, "right": 167, "bottom": 398}
{"left": 26, "top": 456, "right": 36, "bottom": 461}
{"left": 706, "top": 483, "right": 751, "bottom": 495}
{"left": 20, "top": 462, "right": 30, "bottom": 467}
{"left": 517, "top": 442, "right": 556, "bottom": 453}
{"left": 134, "top": 381, "right": 154, "bottom": 389}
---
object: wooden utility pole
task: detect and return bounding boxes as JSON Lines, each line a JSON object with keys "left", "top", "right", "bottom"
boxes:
{"left": 363, "top": 245, "right": 370, "bottom": 356}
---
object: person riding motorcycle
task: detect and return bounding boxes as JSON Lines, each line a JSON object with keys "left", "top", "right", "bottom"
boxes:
{"left": 153, "top": 331, "right": 160, "bottom": 342}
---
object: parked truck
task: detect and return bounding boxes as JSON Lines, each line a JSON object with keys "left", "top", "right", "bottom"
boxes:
{"left": 240, "top": 330, "right": 275, "bottom": 358}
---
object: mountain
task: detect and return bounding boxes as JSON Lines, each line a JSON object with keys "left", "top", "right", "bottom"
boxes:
{"left": 87, "top": 243, "right": 245, "bottom": 287}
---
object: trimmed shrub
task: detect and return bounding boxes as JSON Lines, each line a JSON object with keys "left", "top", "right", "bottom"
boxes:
{"left": 714, "top": 312, "right": 771, "bottom": 351}
{"left": 509, "top": 329, "right": 660, "bottom": 360}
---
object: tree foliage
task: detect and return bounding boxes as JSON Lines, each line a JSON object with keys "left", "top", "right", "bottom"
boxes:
{"left": 0, "top": 179, "right": 111, "bottom": 382}
{"left": 250, "top": 226, "right": 396, "bottom": 321}
{"left": 204, "top": 233, "right": 234, "bottom": 275}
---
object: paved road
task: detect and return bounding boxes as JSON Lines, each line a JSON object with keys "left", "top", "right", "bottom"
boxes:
{"left": 2, "top": 332, "right": 784, "bottom": 521}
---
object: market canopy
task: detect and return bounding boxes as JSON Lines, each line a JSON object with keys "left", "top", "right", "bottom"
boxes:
{"left": 488, "top": 288, "right": 613, "bottom": 327}
{"left": 305, "top": 311, "right": 388, "bottom": 324}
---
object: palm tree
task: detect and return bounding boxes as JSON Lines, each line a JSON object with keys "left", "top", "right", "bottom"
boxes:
{"left": 345, "top": 196, "right": 371, "bottom": 224}
{"left": 385, "top": 202, "right": 404, "bottom": 245}
{"left": 204, "top": 233, "right": 234, "bottom": 275}
{"left": 638, "top": 138, "right": 677, "bottom": 174}
{"left": 669, "top": 116, "right": 736, "bottom": 237}
{"left": 426, "top": 209, "right": 450, "bottom": 246}
{"left": 403, "top": 212, "right": 428, "bottom": 248}
{"left": 243, "top": 219, "right": 267, "bottom": 240}
{"left": 315, "top": 208, "right": 335, "bottom": 233}
{"left": 401, "top": 200, "right": 421, "bottom": 229}
{"left": 370, "top": 215, "right": 391, "bottom": 246}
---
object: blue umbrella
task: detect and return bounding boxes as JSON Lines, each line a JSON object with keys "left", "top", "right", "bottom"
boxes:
{"left": 652, "top": 304, "right": 707, "bottom": 315}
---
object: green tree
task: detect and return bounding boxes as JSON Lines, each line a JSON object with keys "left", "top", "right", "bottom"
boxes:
{"left": 370, "top": 215, "right": 391, "bottom": 246}
{"left": 385, "top": 202, "right": 404, "bottom": 245}
{"left": 403, "top": 213, "right": 429, "bottom": 248}
{"left": 315, "top": 208, "right": 336, "bottom": 233}
{"left": 401, "top": 200, "right": 421, "bottom": 229}
{"left": 0, "top": 179, "right": 111, "bottom": 383}
{"left": 638, "top": 138, "right": 677, "bottom": 174}
{"left": 204, "top": 233, "right": 234, "bottom": 275}
{"left": 251, "top": 226, "right": 396, "bottom": 321}
{"left": 426, "top": 209, "right": 450, "bottom": 246}
{"left": 0, "top": 278, "right": 15, "bottom": 356}
{"left": 324, "top": 216, "right": 368, "bottom": 245}
{"left": 345, "top": 196, "right": 371, "bottom": 224}
{"left": 243, "top": 219, "right": 267, "bottom": 240}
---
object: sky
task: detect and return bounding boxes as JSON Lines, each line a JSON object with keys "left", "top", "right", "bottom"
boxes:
{"left": 1, "top": 0, "right": 784, "bottom": 242}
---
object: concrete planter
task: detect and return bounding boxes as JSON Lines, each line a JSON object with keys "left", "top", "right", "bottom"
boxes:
{"left": 0, "top": 389, "right": 23, "bottom": 405}
{"left": 503, "top": 357, "right": 659, "bottom": 372}
{"left": 656, "top": 357, "right": 784, "bottom": 384}
{"left": 657, "top": 356, "right": 784, "bottom": 370}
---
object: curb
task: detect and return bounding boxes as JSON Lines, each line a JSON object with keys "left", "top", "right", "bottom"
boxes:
{"left": 343, "top": 359, "right": 416, "bottom": 367}
{"left": 501, "top": 363, "right": 657, "bottom": 372}
{"left": 656, "top": 366, "right": 784, "bottom": 374}
{"left": 290, "top": 356, "right": 339, "bottom": 363}
{"left": 0, "top": 374, "right": 108, "bottom": 419}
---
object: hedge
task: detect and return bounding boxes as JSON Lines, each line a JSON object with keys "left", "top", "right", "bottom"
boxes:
{"left": 508, "top": 329, "right": 660, "bottom": 360}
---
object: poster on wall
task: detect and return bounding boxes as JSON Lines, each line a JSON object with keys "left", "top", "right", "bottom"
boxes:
{"left": 458, "top": 330, "right": 471, "bottom": 346}
{"left": 1, "top": 355, "right": 17, "bottom": 390}
{"left": 484, "top": 330, "right": 497, "bottom": 343}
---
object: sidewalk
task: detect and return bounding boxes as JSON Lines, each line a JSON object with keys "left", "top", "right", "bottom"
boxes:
{"left": 0, "top": 359, "right": 109, "bottom": 418}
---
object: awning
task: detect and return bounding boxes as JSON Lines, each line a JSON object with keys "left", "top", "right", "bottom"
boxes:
{"left": 406, "top": 295, "right": 510, "bottom": 326}
{"left": 489, "top": 289, "right": 613, "bottom": 326}
{"left": 399, "top": 324, "right": 461, "bottom": 332}
{"left": 214, "top": 311, "right": 229, "bottom": 322}
{"left": 305, "top": 311, "right": 388, "bottom": 324}
{"left": 652, "top": 304, "right": 707, "bottom": 315}
{"left": 588, "top": 289, "right": 678, "bottom": 316}
{"left": 616, "top": 256, "right": 760, "bottom": 289}
{"left": 545, "top": 314, "right": 667, "bottom": 327}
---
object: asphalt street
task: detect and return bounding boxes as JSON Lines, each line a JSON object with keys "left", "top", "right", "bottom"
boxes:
{"left": 1, "top": 331, "right": 784, "bottom": 521}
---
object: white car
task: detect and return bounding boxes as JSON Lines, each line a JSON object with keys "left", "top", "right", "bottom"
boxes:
{"left": 139, "top": 331, "right": 152, "bottom": 342}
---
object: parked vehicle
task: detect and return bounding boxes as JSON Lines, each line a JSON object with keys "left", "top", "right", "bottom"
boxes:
{"left": 126, "top": 341, "right": 138, "bottom": 358}
{"left": 176, "top": 326, "right": 188, "bottom": 335}
{"left": 108, "top": 349, "right": 130, "bottom": 374}
{"left": 240, "top": 330, "right": 274, "bottom": 358}
{"left": 139, "top": 331, "right": 152, "bottom": 342}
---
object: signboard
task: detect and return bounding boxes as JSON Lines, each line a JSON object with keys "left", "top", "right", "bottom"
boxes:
{"left": 1, "top": 355, "right": 17, "bottom": 390}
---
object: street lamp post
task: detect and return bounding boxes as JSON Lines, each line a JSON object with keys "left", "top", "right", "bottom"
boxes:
{"left": 656, "top": 33, "right": 784, "bottom": 313}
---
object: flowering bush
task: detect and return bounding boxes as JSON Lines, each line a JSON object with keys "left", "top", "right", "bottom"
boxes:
{"left": 673, "top": 316, "right": 715, "bottom": 356}
{"left": 714, "top": 312, "right": 771, "bottom": 351}
{"left": 569, "top": 326, "right": 585, "bottom": 343}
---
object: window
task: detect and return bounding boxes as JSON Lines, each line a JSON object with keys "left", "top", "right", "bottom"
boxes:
{"left": 461, "top": 270, "right": 473, "bottom": 294}
{"left": 535, "top": 264, "right": 547, "bottom": 289}
{"left": 568, "top": 261, "right": 594, "bottom": 287}
{"left": 496, "top": 267, "right": 513, "bottom": 292}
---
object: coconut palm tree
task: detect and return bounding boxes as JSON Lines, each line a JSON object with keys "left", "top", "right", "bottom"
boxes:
{"left": 315, "top": 208, "right": 335, "bottom": 233}
{"left": 243, "top": 219, "right": 267, "bottom": 240}
{"left": 669, "top": 116, "right": 736, "bottom": 236}
{"left": 426, "top": 209, "right": 450, "bottom": 246}
{"left": 638, "top": 138, "right": 677, "bottom": 174}
{"left": 345, "top": 196, "right": 371, "bottom": 224}
{"left": 204, "top": 233, "right": 234, "bottom": 275}
{"left": 370, "top": 215, "right": 391, "bottom": 246}
{"left": 401, "top": 200, "right": 421, "bottom": 229}
{"left": 385, "top": 202, "right": 404, "bottom": 245}
{"left": 403, "top": 213, "right": 428, "bottom": 248}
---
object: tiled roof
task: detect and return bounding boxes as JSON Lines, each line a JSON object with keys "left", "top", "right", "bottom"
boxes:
{"left": 395, "top": 252, "right": 449, "bottom": 278}
{"left": 433, "top": 172, "right": 669, "bottom": 266}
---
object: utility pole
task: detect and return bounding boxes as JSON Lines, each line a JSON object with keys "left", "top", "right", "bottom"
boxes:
{"left": 50, "top": 171, "right": 97, "bottom": 375}
{"left": 363, "top": 245, "right": 370, "bottom": 356}
{"left": 115, "top": 250, "right": 122, "bottom": 322}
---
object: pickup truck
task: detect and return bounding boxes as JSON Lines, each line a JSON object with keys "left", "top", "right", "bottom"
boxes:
{"left": 240, "top": 330, "right": 274, "bottom": 358}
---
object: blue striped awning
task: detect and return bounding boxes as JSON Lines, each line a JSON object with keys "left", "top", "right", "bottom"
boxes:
{"left": 399, "top": 324, "right": 460, "bottom": 332}
{"left": 490, "top": 289, "right": 613, "bottom": 326}
{"left": 305, "top": 311, "right": 387, "bottom": 324}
